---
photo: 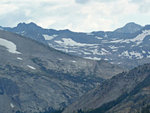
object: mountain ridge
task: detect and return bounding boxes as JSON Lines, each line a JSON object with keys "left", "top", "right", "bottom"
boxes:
{"left": 0, "top": 29, "right": 123, "bottom": 113}
{"left": 114, "top": 22, "right": 143, "bottom": 33}
{"left": 63, "top": 63, "right": 150, "bottom": 113}
{"left": 1, "top": 22, "right": 150, "bottom": 69}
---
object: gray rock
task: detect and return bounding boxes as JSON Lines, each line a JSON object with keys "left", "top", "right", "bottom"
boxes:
{"left": 63, "top": 63, "right": 150, "bottom": 113}
{"left": 0, "top": 30, "right": 123, "bottom": 113}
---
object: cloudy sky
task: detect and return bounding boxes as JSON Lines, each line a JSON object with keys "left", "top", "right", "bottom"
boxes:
{"left": 0, "top": 0, "right": 150, "bottom": 32}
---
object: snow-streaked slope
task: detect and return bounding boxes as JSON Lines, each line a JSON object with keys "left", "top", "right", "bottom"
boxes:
{"left": 130, "top": 30, "right": 150, "bottom": 45}
{"left": 0, "top": 38, "right": 21, "bottom": 54}
{"left": 55, "top": 38, "right": 98, "bottom": 47}
{"left": 43, "top": 34, "right": 57, "bottom": 40}
{"left": 2, "top": 22, "right": 150, "bottom": 68}
{"left": 109, "top": 30, "right": 150, "bottom": 45}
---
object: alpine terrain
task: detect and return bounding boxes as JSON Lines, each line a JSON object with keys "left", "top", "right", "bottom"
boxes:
{"left": 1, "top": 22, "right": 150, "bottom": 68}
{"left": 63, "top": 63, "right": 150, "bottom": 113}
{"left": 0, "top": 29, "right": 123, "bottom": 113}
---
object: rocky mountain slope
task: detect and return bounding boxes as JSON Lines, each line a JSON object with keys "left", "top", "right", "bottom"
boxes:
{"left": 63, "top": 63, "right": 150, "bottom": 113}
{"left": 0, "top": 30, "right": 123, "bottom": 113}
{"left": 114, "top": 22, "right": 143, "bottom": 33}
{"left": 1, "top": 22, "right": 150, "bottom": 69}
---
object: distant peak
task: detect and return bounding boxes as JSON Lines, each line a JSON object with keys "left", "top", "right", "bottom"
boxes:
{"left": 16, "top": 22, "right": 42, "bottom": 30}
{"left": 17, "top": 22, "right": 25, "bottom": 26}
{"left": 125, "top": 22, "right": 141, "bottom": 27}
{"left": 126, "top": 22, "right": 137, "bottom": 25}
{"left": 28, "top": 22, "right": 38, "bottom": 26}
{"left": 114, "top": 22, "right": 143, "bottom": 33}
{"left": 17, "top": 22, "right": 38, "bottom": 27}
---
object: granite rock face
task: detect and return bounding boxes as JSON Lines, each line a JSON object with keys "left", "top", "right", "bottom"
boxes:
{"left": 0, "top": 30, "right": 123, "bottom": 113}
{"left": 63, "top": 63, "right": 150, "bottom": 113}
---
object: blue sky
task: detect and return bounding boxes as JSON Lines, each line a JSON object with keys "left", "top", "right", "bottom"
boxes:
{"left": 0, "top": 0, "right": 150, "bottom": 32}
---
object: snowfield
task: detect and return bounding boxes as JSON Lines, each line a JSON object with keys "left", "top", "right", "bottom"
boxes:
{"left": 0, "top": 38, "right": 21, "bottom": 54}
{"left": 43, "top": 34, "right": 57, "bottom": 40}
{"left": 55, "top": 38, "right": 98, "bottom": 47}
{"left": 17, "top": 57, "right": 23, "bottom": 60}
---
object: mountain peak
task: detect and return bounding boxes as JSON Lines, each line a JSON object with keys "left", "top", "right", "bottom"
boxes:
{"left": 125, "top": 22, "right": 139, "bottom": 26}
{"left": 15, "top": 22, "right": 43, "bottom": 31}
{"left": 114, "top": 22, "right": 143, "bottom": 33}
{"left": 17, "top": 22, "right": 39, "bottom": 28}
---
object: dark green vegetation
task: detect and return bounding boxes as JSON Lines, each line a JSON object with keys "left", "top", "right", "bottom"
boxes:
{"left": 141, "top": 105, "right": 150, "bottom": 113}
{"left": 86, "top": 71, "right": 150, "bottom": 113}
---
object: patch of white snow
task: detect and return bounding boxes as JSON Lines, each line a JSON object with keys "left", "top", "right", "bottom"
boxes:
{"left": 43, "top": 34, "right": 57, "bottom": 40}
{"left": 10, "top": 103, "right": 15, "bottom": 108}
{"left": 27, "top": 65, "right": 36, "bottom": 70}
{"left": 0, "top": 38, "right": 21, "bottom": 54}
{"left": 17, "top": 57, "right": 23, "bottom": 60}
{"left": 55, "top": 38, "right": 98, "bottom": 47}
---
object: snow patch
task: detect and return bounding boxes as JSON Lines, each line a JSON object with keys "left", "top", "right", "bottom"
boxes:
{"left": 43, "top": 34, "right": 57, "bottom": 40}
{"left": 27, "top": 65, "right": 36, "bottom": 70}
{"left": 129, "top": 51, "right": 143, "bottom": 59}
{"left": 104, "top": 58, "right": 109, "bottom": 61}
{"left": 120, "top": 51, "right": 131, "bottom": 58}
{"left": 120, "top": 30, "right": 150, "bottom": 45}
{"left": 120, "top": 51, "right": 143, "bottom": 59}
{"left": 92, "top": 49, "right": 99, "bottom": 55}
{"left": 100, "top": 48, "right": 110, "bottom": 55}
{"left": 142, "top": 50, "right": 146, "bottom": 54}
{"left": 72, "top": 60, "right": 76, "bottom": 63}
{"left": 10, "top": 103, "right": 15, "bottom": 108}
{"left": 0, "top": 38, "right": 21, "bottom": 54}
{"left": 130, "top": 30, "right": 150, "bottom": 45}
{"left": 21, "top": 31, "right": 26, "bottom": 35}
{"left": 84, "top": 57, "right": 101, "bottom": 60}
{"left": 95, "top": 36, "right": 103, "bottom": 40}
{"left": 17, "top": 57, "right": 23, "bottom": 60}
{"left": 55, "top": 38, "right": 97, "bottom": 47}
{"left": 106, "top": 30, "right": 150, "bottom": 45}
{"left": 109, "top": 46, "right": 118, "bottom": 49}
{"left": 109, "top": 46, "right": 118, "bottom": 52}
{"left": 110, "top": 39, "right": 124, "bottom": 43}
{"left": 83, "top": 51, "right": 91, "bottom": 55}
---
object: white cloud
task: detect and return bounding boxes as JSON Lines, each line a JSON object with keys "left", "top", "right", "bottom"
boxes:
{"left": 0, "top": 0, "right": 149, "bottom": 32}
{"left": 0, "top": 4, "right": 18, "bottom": 15}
